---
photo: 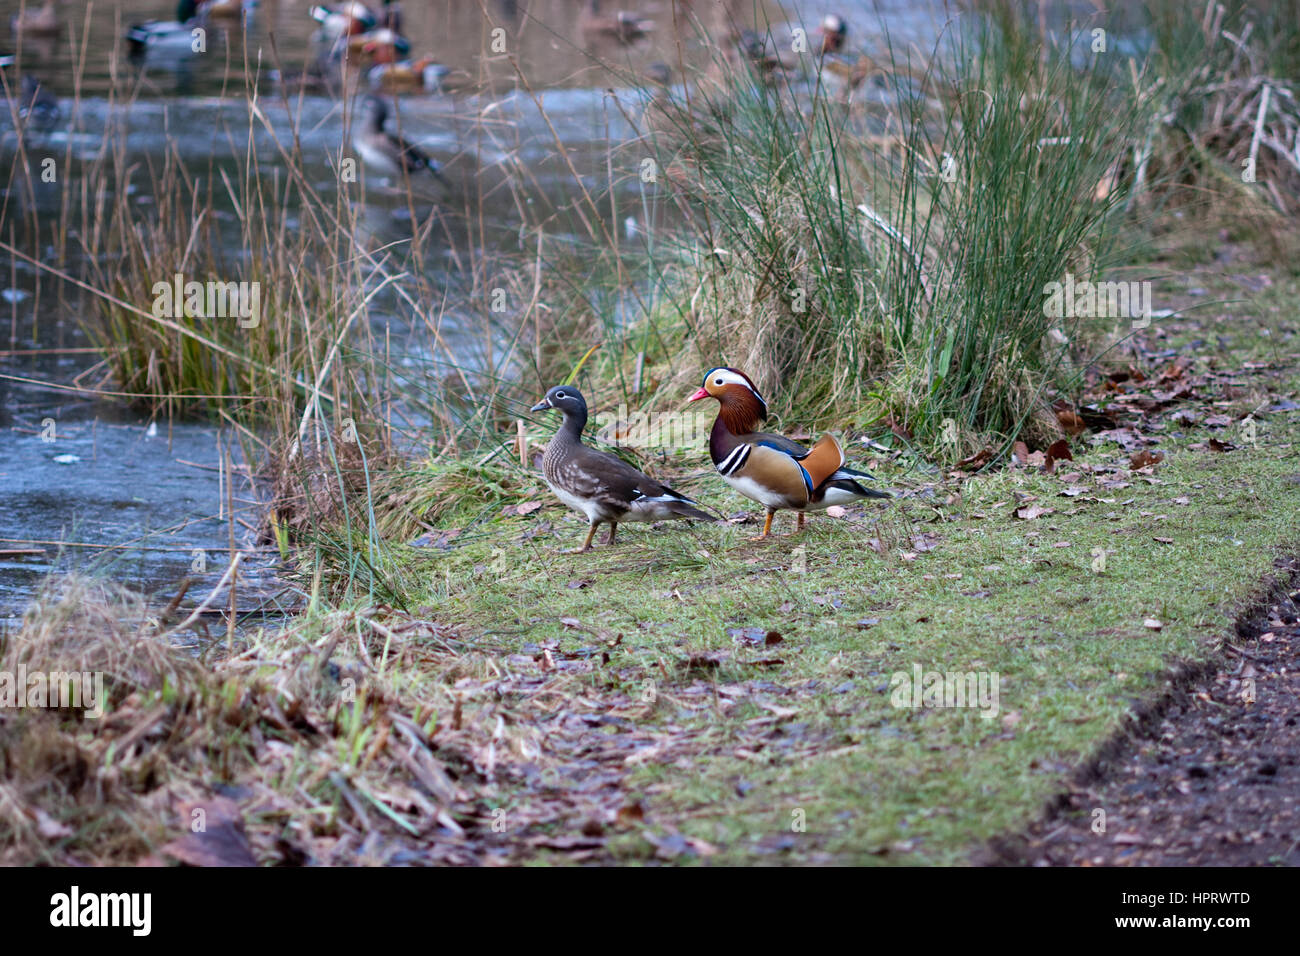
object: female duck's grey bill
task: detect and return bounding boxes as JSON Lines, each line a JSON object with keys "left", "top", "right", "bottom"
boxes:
{"left": 530, "top": 399, "right": 551, "bottom": 412}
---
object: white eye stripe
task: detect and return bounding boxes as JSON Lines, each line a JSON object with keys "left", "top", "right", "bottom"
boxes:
{"left": 707, "top": 369, "right": 764, "bottom": 402}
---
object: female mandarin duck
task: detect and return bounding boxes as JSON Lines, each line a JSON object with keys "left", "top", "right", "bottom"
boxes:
{"left": 354, "top": 95, "right": 448, "bottom": 186}
{"left": 531, "top": 385, "right": 713, "bottom": 552}
{"left": 689, "top": 368, "right": 889, "bottom": 537}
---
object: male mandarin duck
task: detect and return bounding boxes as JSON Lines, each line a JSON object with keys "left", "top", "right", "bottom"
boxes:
{"left": 193, "top": 0, "right": 246, "bottom": 22}
{"left": 815, "top": 13, "right": 849, "bottom": 54}
{"left": 689, "top": 368, "right": 889, "bottom": 537}
{"left": 308, "top": 2, "right": 378, "bottom": 39}
{"left": 531, "top": 385, "right": 713, "bottom": 552}
{"left": 367, "top": 57, "right": 449, "bottom": 95}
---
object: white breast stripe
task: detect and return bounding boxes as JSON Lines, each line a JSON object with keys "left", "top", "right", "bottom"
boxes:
{"left": 717, "top": 444, "right": 750, "bottom": 476}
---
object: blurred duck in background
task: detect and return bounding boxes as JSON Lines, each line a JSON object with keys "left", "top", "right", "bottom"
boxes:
{"left": 579, "top": 0, "right": 654, "bottom": 45}
{"left": 195, "top": 0, "right": 248, "bottom": 22}
{"left": 353, "top": 27, "right": 410, "bottom": 64}
{"left": 10, "top": 1, "right": 61, "bottom": 38}
{"left": 0, "top": 56, "right": 61, "bottom": 137}
{"left": 815, "top": 13, "right": 849, "bottom": 54}
{"left": 311, "top": 2, "right": 410, "bottom": 66}
{"left": 367, "top": 57, "right": 450, "bottom": 95}
{"left": 353, "top": 95, "right": 448, "bottom": 187}
{"left": 308, "top": 2, "right": 378, "bottom": 40}
{"left": 125, "top": 0, "right": 247, "bottom": 61}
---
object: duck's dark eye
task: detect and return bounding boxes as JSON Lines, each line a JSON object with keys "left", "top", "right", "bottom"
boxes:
{"left": 555, "top": 391, "right": 566, "bottom": 400}
{"left": 714, "top": 378, "right": 724, "bottom": 386}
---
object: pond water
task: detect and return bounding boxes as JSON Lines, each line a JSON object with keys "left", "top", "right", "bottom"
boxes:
{"left": 0, "top": 0, "right": 963, "bottom": 624}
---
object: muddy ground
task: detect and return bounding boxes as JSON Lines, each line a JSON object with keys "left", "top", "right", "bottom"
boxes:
{"left": 989, "top": 561, "right": 1300, "bottom": 866}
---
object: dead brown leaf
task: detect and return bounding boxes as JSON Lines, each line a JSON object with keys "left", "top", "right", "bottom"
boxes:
{"left": 161, "top": 797, "right": 257, "bottom": 867}
{"left": 956, "top": 448, "right": 993, "bottom": 470}
{"left": 1015, "top": 505, "right": 1054, "bottom": 520}
{"left": 1129, "top": 450, "right": 1164, "bottom": 470}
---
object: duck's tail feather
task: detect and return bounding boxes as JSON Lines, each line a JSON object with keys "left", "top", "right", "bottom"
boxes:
{"left": 824, "top": 468, "right": 891, "bottom": 500}
{"left": 664, "top": 498, "right": 718, "bottom": 521}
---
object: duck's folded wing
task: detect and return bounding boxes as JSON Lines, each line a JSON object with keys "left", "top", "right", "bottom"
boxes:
{"left": 749, "top": 431, "right": 845, "bottom": 492}
{"left": 559, "top": 447, "right": 676, "bottom": 508}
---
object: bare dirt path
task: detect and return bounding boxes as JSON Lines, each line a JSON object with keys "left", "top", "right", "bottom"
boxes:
{"left": 993, "top": 561, "right": 1300, "bottom": 866}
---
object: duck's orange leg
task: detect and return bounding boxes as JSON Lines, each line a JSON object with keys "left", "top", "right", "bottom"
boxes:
{"left": 795, "top": 512, "right": 805, "bottom": 533}
{"left": 605, "top": 522, "right": 618, "bottom": 546}
{"left": 749, "top": 509, "right": 776, "bottom": 540}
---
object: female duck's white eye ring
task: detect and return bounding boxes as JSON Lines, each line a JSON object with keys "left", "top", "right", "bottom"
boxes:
{"left": 555, "top": 391, "right": 566, "bottom": 400}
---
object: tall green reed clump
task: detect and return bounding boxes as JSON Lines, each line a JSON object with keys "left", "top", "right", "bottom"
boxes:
{"left": 623, "top": 5, "right": 1139, "bottom": 455}
{"left": 876, "top": 6, "right": 1139, "bottom": 452}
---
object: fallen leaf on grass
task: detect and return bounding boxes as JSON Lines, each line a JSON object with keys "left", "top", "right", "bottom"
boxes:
{"left": 683, "top": 651, "right": 730, "bottom": 671}
{"left": 1143, "top": 618, "right": 1164, "bottom": 631}
{"left": 1044, "top": 438, "right": 1074, "bottom": 473}
{"left": 825, "top": 505, "right": 847, "bottom": 518}
{"left": 1015, "top": 505, "right": 1055, "bottom": 520}
{"left": 1054, "top": 408, "right": 1087, "bottom": 436}
{"left": 616, "top": 801, "right": 645, "bottom": 825}
{"left": 515, "top": 500, "right": 543, "bottom": 516}
{"left": 885, "top": 414, "right": 913, "bottom": 440}
{"left": 1129, "top": 450, "right": 1164, "bottom": 469}
{"left": 161, "top": 797, "right": 257, "bottom": 867}
{"left": 728, "top": 627, "right": 784, "bottom": 647}
{"left": 529, "top": 835, "right": 606, "bottom": 851}
{"left": 1207, "top": 438, "right": 1233, "bottom": 452}
{"left": 956, "top": 448, "right": 993, "bottom": 470}
{"left": 910, "top": 533, "right": 940, "bottom": 552}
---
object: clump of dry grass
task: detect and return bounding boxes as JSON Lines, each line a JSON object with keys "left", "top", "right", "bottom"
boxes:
{"left": 0, "top": 575, "right": 536, "bottom": 866}
{"left": 1135, "top": 0, "right": 1300, "bottom": 234}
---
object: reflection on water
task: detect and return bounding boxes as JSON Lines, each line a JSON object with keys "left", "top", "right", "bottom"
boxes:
{"left": 0, "top": 0, "right": 955, "bottom": 619}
